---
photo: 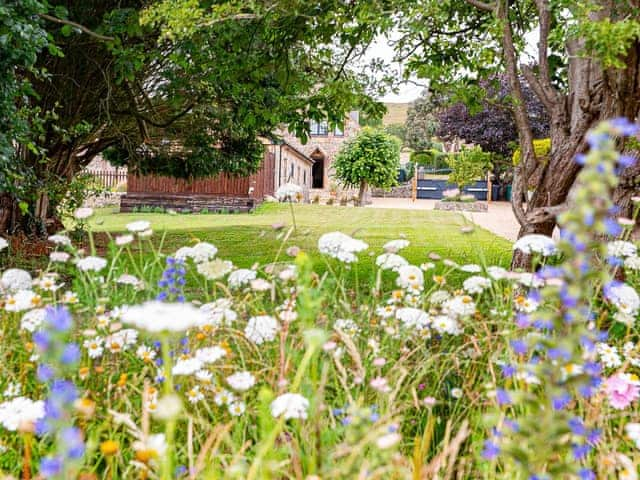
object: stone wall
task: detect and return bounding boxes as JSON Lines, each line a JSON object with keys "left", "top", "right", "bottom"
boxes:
{"left": 83, "top": 192, "right": 124, "bottom": 209}
{"left": 371, "top": 183, "right": 413, "bottom": 198}
{"left": 120, "top": 193, "right": 258, "bottom": 213}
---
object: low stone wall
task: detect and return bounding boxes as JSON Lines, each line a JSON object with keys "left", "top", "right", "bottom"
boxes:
{"left": 434, "top": 201, "right": 488, "bottom": 212}
{"left": 83, "top": 192, "right": 125, "bottom": 209}
{"left": 371, "top": 183, "right": 412, "bottom": 198}
{"left": 120, "top": 193, "right": 258, "bottom": 213}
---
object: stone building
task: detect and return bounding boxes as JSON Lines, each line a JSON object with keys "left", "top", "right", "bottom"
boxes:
{"left": 279, "top": 111, "right": 361, "bottom": 200}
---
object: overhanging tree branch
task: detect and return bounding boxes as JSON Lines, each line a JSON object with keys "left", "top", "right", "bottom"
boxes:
{"left": 465, "top": 0, "right": 495, "bottom": 12}
{"left": 38, "top": 14, "right": 116, "bottom": 42}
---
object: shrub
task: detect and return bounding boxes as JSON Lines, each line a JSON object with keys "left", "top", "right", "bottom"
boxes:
{"left": 512, "top": 138, "right": 551, "bottom": 165}
{"left": 334, "top": 128, "right": 401, "bottom": 205}
{"left": 446, "top": 146, "right": 492, "bottom": 190}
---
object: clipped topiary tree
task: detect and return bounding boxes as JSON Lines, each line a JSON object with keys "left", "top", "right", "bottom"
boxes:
{"left": 334, "top": 128, "right": 401, "bottom": 206}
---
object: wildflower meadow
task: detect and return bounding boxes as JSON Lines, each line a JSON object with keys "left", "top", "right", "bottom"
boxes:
{"left": 1, "top": 119, "right": 640, "bottom": 479}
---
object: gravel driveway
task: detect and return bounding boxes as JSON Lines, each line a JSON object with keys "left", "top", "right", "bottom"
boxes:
{"left": 368, "top": 198, "right": 520, "bottom": 242}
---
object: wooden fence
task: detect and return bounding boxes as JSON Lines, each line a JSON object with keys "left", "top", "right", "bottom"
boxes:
{"left": 84, "top": 168, "right": 128, "bottom": 189}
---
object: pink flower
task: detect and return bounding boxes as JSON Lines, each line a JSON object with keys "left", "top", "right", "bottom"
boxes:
{"left": 604, "top": 373, "right": 640, "bottom": 409}
{"left": 370, "top": 376, "right": 391, "bottom": 393}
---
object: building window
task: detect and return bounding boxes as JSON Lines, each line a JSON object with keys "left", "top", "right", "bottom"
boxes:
{"left": 303, "top": 170, "right": 307, "bottom": 185}
{"left": 290, "top": 162, "right": 294, "bottom": 180}
{"left": 334, "top": 125, "right": 344, "bottom": 136}
{"left": 310, "top": 119, "right": 328, "bottom": 136}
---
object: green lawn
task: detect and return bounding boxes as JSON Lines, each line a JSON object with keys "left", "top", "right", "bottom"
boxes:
{"left": 88, "top": 203, "right": 512, "bottom": 276}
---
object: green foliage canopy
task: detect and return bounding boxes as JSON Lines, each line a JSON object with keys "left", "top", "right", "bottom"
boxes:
{"left": 334, "top": 128, "right": 401, "bottom": 191}
{"left": 446, "top": 146, "right": 492, "bottom": 190}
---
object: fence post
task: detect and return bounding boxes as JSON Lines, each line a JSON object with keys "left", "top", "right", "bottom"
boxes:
{"left": 412, "top": 163, "right": 417, "bottom": 202}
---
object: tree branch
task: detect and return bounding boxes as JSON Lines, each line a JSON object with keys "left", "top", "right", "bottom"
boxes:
{"left": 465, "top": 0, "right": 495, "bottom": 12}
{"left": 38, "top": 14, "right": 116, "bottom": 42}
{"left": 497, "top": 0, "right": 536, "bottom": 227}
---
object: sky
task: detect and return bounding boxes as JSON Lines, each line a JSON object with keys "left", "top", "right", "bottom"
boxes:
{"left": 368, "top": 29, "right": 540, "bottom": 104}
{"left": 365, "top": 34, "right": 426, "bottom": 104}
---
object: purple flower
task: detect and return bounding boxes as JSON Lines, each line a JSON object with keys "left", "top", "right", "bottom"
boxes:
{"left": 572, "top": 443, "right": 592, "bottom": 460}
{"left": 568, "top": 417, "right": 586, "bottom": 436}
{"left": 33, "top": 331, "right": 51, "bottom": 351}
{"left": 603, "top": 217, "right": 622, "bottom": 236}
{"left": 60, "top": 343, "right": 80, "bottom": 365}
{"left": 501, "top": 364, "right": 517, "bottom": 377}
{"left": 515, "top": 313, "right": 531, "bottom": 328}
{"left": 482, "top": 440, "right": 500, "bottom": 460}
{"left": 510, "top": 339, "right": 528, "bottom": 355}
{"left": 618, "top": 155, "right": 636, "bottom": 168}
{"left": 610, "top": 117, "right": 639, "bottom": 136}
{"left": 61, "top": 426, "right": 85, "bottom": 459}
{"left": 37, "top": 364, "right": 54, "bottom": 382}
{"left": 552, "top": 392, "right": 571, "bottom": 410}
{"left": 51, "top": 380, "right": 78, "bottom": 403}
{"left": 496, "top": 389, "right": 512, "bottom": 406}
{"left": 578, "top": 468, "right": 596, "bottom": 480}
{"left": 587, "top": 428, "right": 602, "bottom": 444}
{"left": 45, "top": 306, "right": 72, "bottom": 332}
{"left": 39, "top": 456, "right": 63, "bottom": 477}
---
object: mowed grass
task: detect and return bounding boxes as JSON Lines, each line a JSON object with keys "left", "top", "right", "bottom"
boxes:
{"left": 88, "top": 203, "right": 512, "bottom": 280}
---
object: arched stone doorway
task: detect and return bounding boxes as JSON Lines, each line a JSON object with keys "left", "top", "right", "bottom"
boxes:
{"left": 311, "top": 149, "right": 325, "bottom": 188}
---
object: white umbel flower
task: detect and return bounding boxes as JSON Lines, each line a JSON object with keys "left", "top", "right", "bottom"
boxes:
{"left": 382, "top": 239, "right": 409, "bottom": 253}
{"left": 0, "top": 397, "right": 45, "bottom": 431}
{"left": 0, "top": 237, "right": 7, "bottom": 251}
{"left": 21, "top": 308, "right": 46, "bottom": 332}
{"left": 270, "top": 393, "right": 309, "bottom": 420}
{"left": 226, "top": 371, "right": 256, "bottom": 391}
{"left": 47, "top": 234, "right": 71, "bottom": 247}
{"left": 318, "top": 232, "right": 368, "bottom": 263}
{"left": 115, "top": 234, "right": 134, "bottom": 246}
{"left": 195, "top": 346, "right": 226, "bottom": 364}
{"left": 121, "top": 301, "right": 207, "bottom": 332}
{"left": 75, "top": 256, "right": 108, "bottom": 272}
{"left": 395, "top": 307, "right": 430, "bottom": 329}
{"left": 244, "top": 315, "right": 279, "bottom": 344}
{"left": 126, "top": 220, "right": 151, "bottom": 233}
{"left": 73, "top": 207, "right": 93, "bottom": 219}
{"left": 625, "top": 256, "right": 640, "bottom": 271}
{"left": 228, "top": 269, "right": 257, "bottom": 288}
{"left": 513, "top": 234, "right": 557, "bottom": 256}
{"left": 50, "top": 252, "right": 70, "bottom": 263}
{"left": 1, "top": 269, "right": 32, "bottom": 292}
{"left": 607, "top": 240, "right": 637, "bottom": 258}
{"left": 199, "top": 299, "right": 237, "bottom": 327}
{"left": 376, "top": 253, "right": 408, "bottom": 271}
{"left": 175, "top": 242, "right": 218, "bottom": 263}
{"left": 486, "top": 266, "right": 508, "bottom": 280}
{"left": 605, "top": 282, "right": 640, "bottom": 316}
{"left": 463, "top": 276, "right": 491, "bottom": 294}
{"left": 275, "top": 182, "right": 302, "bottom": 201}
{"left": 172, "top": 357, "right": 204, "bottom": 376}
{"left": 197, "top": 259, "right": 233, "bottom": 280}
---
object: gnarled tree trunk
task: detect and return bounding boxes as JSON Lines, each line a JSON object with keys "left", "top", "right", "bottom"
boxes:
{"left": 500, "top": 0, "right": 640, "bottom": 269}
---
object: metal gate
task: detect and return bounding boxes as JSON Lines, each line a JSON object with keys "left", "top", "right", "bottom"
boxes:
{"left": 416, "top": 179, "right": 488, "bottom": 200}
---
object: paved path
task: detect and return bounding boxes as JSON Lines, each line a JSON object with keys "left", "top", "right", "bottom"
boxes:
{"left": 368, "top": 198, "right": 519, "bottom": 242}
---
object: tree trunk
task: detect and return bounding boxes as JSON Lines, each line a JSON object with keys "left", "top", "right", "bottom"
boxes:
{"left": 508, "top": 3, "right": 640, "bottom": 269}
{"left": 358, "top": 180, "right": 368, "bottom": 206}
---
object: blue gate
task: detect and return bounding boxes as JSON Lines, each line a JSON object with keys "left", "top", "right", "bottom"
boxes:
{"left": 416, "top": 179, "right": 488, "bottom": 200}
